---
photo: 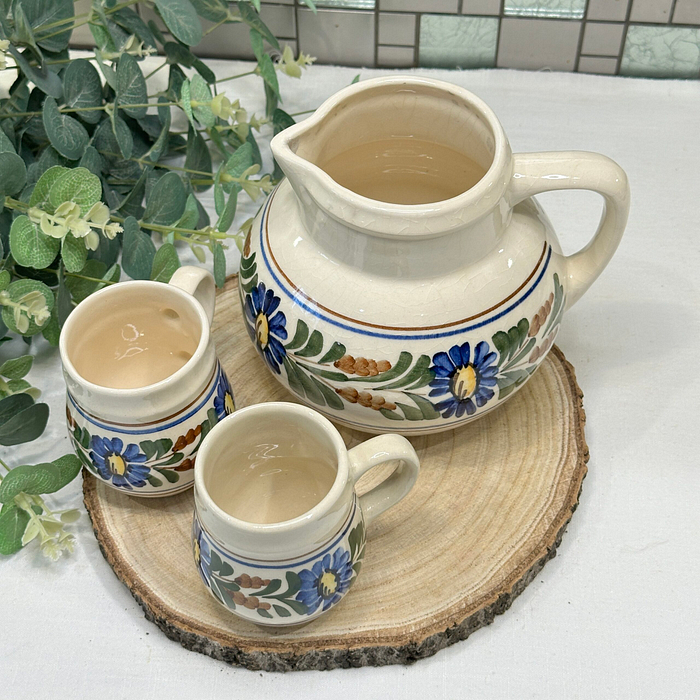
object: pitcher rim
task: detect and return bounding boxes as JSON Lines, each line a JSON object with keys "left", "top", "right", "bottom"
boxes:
{"left": 270, "top": 75, "right": 511, "bottom": 228}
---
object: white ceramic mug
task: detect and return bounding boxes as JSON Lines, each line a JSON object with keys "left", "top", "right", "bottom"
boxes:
{"left": 192, "top": 402, "right": 420, "bottom": 626}
{"left": 60, "top": 267, "right": 235, "bottom": 497}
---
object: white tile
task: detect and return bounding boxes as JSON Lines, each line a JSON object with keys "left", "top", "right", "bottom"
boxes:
{"left": 587, "top": 0, "right": 629, "bottom": 21}
{"left": 298, "top": 9, "right": 375, "bottom": 66}
{"left": 377, "top": 45, "right": 415, "bottom": 66}
{"left": 581, "top": 22, "right": 625, "bottom": 56}
{"left": 630, "top": 0, "right": 673, "bottom": 23}
{"left": 497, "top": 18, "right": 581, "bottom": 71}
{"left": 462, "top": 0, "right": 501, "bottom": 14}
{"left": 673, "top": 0, "right": 700, "bottom": 24}
{"left": 380, "top": 0, "right": 459, "bottom": 13}
{"left": 578, "top": 55, "right": 618, "bottom": 73}
{"left": 378, "top": 13, "right": 416, "bottom": 46}
{"left": 258, "top": 4, "right": 296, "bottom": 38}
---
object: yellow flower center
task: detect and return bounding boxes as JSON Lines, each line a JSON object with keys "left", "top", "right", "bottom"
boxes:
{"left": 193, "top": 539, "right": 201, "bottom": 565}
{"left": 106, "top": 453, "right": 127, "bottom": 476}
{"left": 255, "top": 312, "right": 269, "bottom": 349}
{"left": 224, "top": 393, "right": 235, "bottom": 414}
{"left": 319, "top": 570, "right": 338, "bottom": 598}
{"left": 451, "top": 365, "right": 477, "bottom": 400}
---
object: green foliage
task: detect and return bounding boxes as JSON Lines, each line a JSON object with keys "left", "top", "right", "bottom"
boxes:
{"left": 0, "top": 0, "right": 312, "bottom": 559}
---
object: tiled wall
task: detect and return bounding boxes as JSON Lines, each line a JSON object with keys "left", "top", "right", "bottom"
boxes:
{"left": 75, "top": 0, "right": 700, "bottom": 78}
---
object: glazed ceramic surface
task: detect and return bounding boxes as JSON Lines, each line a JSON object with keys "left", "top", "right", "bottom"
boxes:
{"left": 60, "top": 267, "right": 235, "bottom": 497}
{"left": 192, "top": 402, "right": 420, "bottom": 626}
{"left": 239, "top": 76, "right": 630, "bottom": 435}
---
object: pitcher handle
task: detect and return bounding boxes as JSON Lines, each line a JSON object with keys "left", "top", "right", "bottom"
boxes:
{"left": 508, "top": 151, "right": 630, "bottom": 310}
{"left": 347, "top": 435, "right": 419, "bottom": 527}
{"left": 169, "top": 266, "right": 216, "bottom": 326}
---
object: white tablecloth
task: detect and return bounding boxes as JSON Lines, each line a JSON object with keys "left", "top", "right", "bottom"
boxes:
{"left": 2, "top": 58, "right": 698, "bottom": 699}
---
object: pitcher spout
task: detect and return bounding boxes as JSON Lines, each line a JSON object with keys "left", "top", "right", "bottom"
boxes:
{"left": 270, "top": 76, "right": 513, "bottom": 241}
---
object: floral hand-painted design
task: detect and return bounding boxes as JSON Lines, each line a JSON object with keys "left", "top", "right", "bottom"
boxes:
{"left": 213, "top": 371, "right": 235, "bottom": 420}
{"left": 240, "top": 239, "right": 566, "bottom": 427}
{"left": 89, "top": 436, "right": 149, "bottom": 490}
{"left": 429, "top": 341, "right": 498, "bottom": 419}
{"left": 244, "top": 282, "right": 288, "bottom": 374}
{"left": 296, "top": 548, "right": 354, "bottom": 614}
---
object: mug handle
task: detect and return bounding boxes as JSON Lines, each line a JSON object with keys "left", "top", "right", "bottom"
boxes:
{"left": 348, "top": 435, "right": 420, "bottom": 527}
{"left": 507, "top": 151, "right": 630, "bottom": 310}
{"left": 169, "top": 266, "right": 216, "bottom": 326}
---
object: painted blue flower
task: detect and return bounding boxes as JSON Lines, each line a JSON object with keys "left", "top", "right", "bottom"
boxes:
{"left": 296, "top": 548, "right": 354, "bottom": 615}
{"left": 429, "top": 341, "right": 498, "bottom": 419}
{"left": 244, "top": 282, "right": 288, "bottom": 374}
{"left": 213, "top": 371, "right": 235, "bottom": 420}
{"left": 89, "top": 436, "right": 149, "bottom": 490}
{"left": 192, "top": 519, "right": 212, "bottom": 587}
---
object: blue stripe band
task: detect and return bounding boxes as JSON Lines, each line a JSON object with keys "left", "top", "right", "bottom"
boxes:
{"left": 258, "top": 193, "right": 552, "bottom": 341}
{"left": 68, "top": 366, "right": 220, "bottom": 435}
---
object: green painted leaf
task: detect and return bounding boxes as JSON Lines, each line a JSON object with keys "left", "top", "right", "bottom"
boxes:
{"left": 213, "top": 242, "right": 226, "bottom": 288}
{"left": 209, "top": 550, "right": 223, "bottom": 572}
{"left": 285, "top": 319, "right": 309, "bottom": 350}
{"left": 272, "top": 604, "right": 291, "bottom": 617}
{"left": 42, "top": 96, "right": 88, "bottom": 160}
{"left": 382, "top": 354, "right": 432, "bottom": 390}
{"left": 379, "top": 407, "right": 403, "bottom": 421}
{"left": 257, "top": 608, "right": 273, "bottom": 619}
{"left": 62, "top": 59, "right": 103, "bottom": 124}
{"left": 29, "top": 166, "right": 68, "bottom": 211}
{"left": 139, "top": 440, "right": 157, "bottom": 460}
{"left": 283, "top": 357, "right": 304, "bottom": 397}
{"left": 0, "top": 503, "right": 30, "bottom": 555}
{"left": 207, "top": 407, "right": 219, "bottom": 427}
{"left": 237, "top": 1, "right": 279, "bottom": 50}
{"left": 48, "top": 167, "right": 102, "bottom": 216}
{"left": 359, "top": 351, "right": 413, "bottom": 384}
{"left": 283, "top": 570, "right": 301, "bottom": 597}
{"left": 0, "top": 151, "right": 27, "bottom": 196}
{"left": 503, "top": 337, "right": 536, "bottom": 370}
{"left": 0, "top": 403, "right": 49, "bottom": 446}
{"left": 61, "top": 235, "right": 87, "bottom": 273}
{"left": 26, "top": 0, "right": 74, "bottom": 52}
{"left": 543, "top": 274, "right": 565, "bottom": 337}
{"left": 143, "top": 172, "right": 186, "bottom": 226}
{"left": 150, "top": 243, "right": 180, "bottom": 283}
{"left": 311, "top": 376, "right": 344, "bottom": 410}
{"left": 116, "top": 52, "right": 148, "bottom": 119}
{"left": 9, "top": 215, "right": 60, "bottom": 269}
{"left": 295, "top": 330, "right": 323, "bottom": 358}
{"left": 492, "top": 330, "right": 510, "bottom": 367}
{"left": 0, "top": 355, "right": 33, "bottom": 380}
{"left": 404, "top": 392, "right": 440, "bottom": 420}
{"left": 158, "top": 469, "right": 180, "bottom": 483}
{"left": 154, "top": 0, "right": 202, "bottom": 45}
{"left": 147, "top": 474, "right": 163, "bottom": 487}
{"left": 395, "top": 402, "right": 423, "bottom": 421}
{"left": 318, "top": 342, "right": 346, "bottom": 365}
{"left": 122, "top": 216, "right": 156, "bottom": 280}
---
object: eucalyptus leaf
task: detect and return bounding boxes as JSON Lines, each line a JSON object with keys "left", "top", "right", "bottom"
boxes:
{"left": 63, "top": 59, "right": 103, "bottom": 124}
{"left": 143, "top": 172, "right": 186, "bottom": 226}
{"left": 237, "top": 1, "right": 279, "bottom": 50}
{"left": 0, "top": 503, "right": 30, "bottom": 555}
{"left": 116, "top": 53, "right": 148, "bottom": 119}
{"left": 0, "top": 394, "right": 34, "bottom": 426}
{"left": 61, "top": 234, "right": 87, "bottom": 273}
{"left": 216, "top": 185, "right": 238, "bottom": 232}
{"left": 154, "top": 0, "right": 202, "bottom": 46}
{"left": 111, "top": 112, "right": 134, "bottom": 160}
{"left": 0, "top": 402, "right": 49, "bottom": 446}
{"left": 0, "top": 355, "right": 33, "bottom": 379}
{"left": 79, "top": 146, "right": 103, "bottom": 176}
{"left": 185, "top": 127, "right": 212, "bottom": 192}
{"left": 25, "top": 0, "right": 74, "bottom": 52}
{"left": 150, "top": 242, "right": 180, "bottom": 282}
{"left": 122, "top": 216, "right": 155, "bottom": 280}
{"left": 213, "top": 241, "right": 225, "bottom": 288}
{"left": 7, "top": 46, "right": 62, "bottom": 99}
{"left": 112, "top": 8, "right": 157, "bottom": 48}
{"left": 48, "top": 167, "right": 101, "bottom": 215}
{"left": 0, "top": 151, "right": 27, "bottom": 195}
{"left": 189, "top": 75, "right": 215, "bottom": 127}
{"left": 1, "top": 279, "right": 54, "bottom": 336}
{"left": 9, "top": 215, "right": 60, "bottom": 269}
{"left": 29, "top": 165, "right": 68, "bottom": 211}
{"left": 42, "top": 96, "right": 88, "bottom": 160}
{"left": 64, "top": 259, "right": 106, "bottom": 302}
{"left": 191, "top": 0, "right": 228, "bottom": 22}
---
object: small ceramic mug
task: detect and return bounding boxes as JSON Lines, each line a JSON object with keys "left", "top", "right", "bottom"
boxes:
{"left": 192, "top": 402, "right": 420, "bottom": 626}
{"left": 60, "top": 267, "right": 235, "bottom": 497}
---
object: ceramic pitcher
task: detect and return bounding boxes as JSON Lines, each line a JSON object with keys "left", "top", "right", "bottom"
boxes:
{"left": 239, "top": 76, "right": 629, "bottom": 435}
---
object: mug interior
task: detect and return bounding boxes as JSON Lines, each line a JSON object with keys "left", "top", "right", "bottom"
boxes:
{"left": 61, "top": 282, "right": 205, "bottom": 391}
{"left": 200, "top": 404, "right": 342, "bottom": 526}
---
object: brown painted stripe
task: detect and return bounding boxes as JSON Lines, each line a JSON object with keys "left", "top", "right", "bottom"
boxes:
{"left": 263, "top": 188, "right": 548, "bottom": 332}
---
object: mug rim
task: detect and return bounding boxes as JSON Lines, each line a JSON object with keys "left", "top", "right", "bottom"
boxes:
{"left": 59, "top": 279, "right": 211, "bottom": 398}
{"left": 194, "top": 402, "right": 349, "bottom": 534}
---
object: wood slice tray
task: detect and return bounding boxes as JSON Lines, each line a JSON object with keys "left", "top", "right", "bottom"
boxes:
{"left": 83, "top": 276, "right": 588, "bottom": 672}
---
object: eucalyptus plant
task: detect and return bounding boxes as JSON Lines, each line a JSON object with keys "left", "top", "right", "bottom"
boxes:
{"left": 0, "top": 0, "right": 314, "bottom": 558}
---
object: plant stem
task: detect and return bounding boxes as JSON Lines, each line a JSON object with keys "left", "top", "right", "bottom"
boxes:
{"left": 216, "top": 70, "right": 256, "bottom": 84}
{"left": 36, "top": 0, "right": 141, "bottom": 41}
{"left": 65, "top": 272, "right": 117, "bottom": 285}
{"left": 289, "top": 108, "right": 315, "bottom": 117}
{"left": 144, "top": 62, "right": 167, "bottom": 81}
{"left": 97, "top": 150, "right": 214, "bottom": 178}
{"left": 203, "top": 17, "right": 228, "bottom": 36}
{"left": 0, "top": 101, "right": 180, "bottom": 119}
{"left": 0, "top": 457, "right": 10, "bottom": 473}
